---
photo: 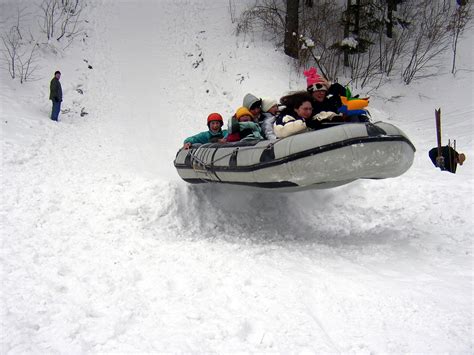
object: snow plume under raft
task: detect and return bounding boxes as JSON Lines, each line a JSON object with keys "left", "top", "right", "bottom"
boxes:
{"left": 174, "top": 122, "right": 416, "bottom": 191}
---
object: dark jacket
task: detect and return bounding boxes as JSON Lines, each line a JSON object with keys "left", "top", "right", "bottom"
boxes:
{"left": 429, "top": 146, "right": 460, "bottom": 174}
{"left": 273, "top": 108, "right": 308, "bottom": 138}
{"left": 306, "top": 82, "right": 347, "bottom": 130}
{"left": 49, "top": 77, "right": 62, "bottom": 102}
{"left": 310, "top": 82, "right": 345, "bottom": 115}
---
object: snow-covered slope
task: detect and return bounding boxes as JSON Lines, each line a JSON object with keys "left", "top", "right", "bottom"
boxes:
{"left": 1, "top": 0, "right": 472, "bottom": 353}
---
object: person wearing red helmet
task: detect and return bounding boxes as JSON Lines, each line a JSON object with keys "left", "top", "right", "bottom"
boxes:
{"left": 183, "top": 113, "right": 228, "bottom": 149}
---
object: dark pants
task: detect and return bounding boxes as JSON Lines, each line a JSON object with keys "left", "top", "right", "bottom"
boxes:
{"left": 51, "top": 100, "right": 61, "bottom": 121}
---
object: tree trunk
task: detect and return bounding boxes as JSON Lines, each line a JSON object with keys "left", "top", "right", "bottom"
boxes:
{"left": 386, "top": 0, "right": 395, "bottom": 38}
{"left": 354, "top": 0, "right": 360, "bottom": 36}
{"left": 284, "top": 0, "right": 299, "bottom": 59}
{"left": 343, "top": 0, "right": 351, "bottom": 66}
{"left": 452, "top": 28, "right": 459, "bottom": 74}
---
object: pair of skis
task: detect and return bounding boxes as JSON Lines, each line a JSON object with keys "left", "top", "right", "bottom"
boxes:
{"left": 434, "top": 108, "right": 463, "bottom": 173}
{"left": 434, "top": 108, "right": 457, "bottom": 170}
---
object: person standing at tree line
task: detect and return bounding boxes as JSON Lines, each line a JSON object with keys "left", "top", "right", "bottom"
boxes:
{"left": 49, "top": 70, "right": 62, "bottom": 121}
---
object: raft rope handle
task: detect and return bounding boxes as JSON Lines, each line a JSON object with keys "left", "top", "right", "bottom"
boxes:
{"left": 189, "top": 147, "right": 209, "bottom": 172}
{"left": 448, "top": 139, "right": 453, "bottom": 170}
{"left": 189, "top": 143, "right": 274, "bottom": 171}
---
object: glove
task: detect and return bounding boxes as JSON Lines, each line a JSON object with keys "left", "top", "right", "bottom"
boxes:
{"left": 312, "top": 111, "right": 340, "bottom": 121}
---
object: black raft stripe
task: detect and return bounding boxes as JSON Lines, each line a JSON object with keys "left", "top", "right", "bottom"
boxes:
{"left": 175, "top": 135, "right": 415, "bottom": 173}
{"left": 182, "top": 178, "right": 298, "bottom": 188}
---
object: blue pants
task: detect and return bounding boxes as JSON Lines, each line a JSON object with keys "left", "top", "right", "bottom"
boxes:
{"left": 51, "top": 100, "right": 61, "bottom": 121}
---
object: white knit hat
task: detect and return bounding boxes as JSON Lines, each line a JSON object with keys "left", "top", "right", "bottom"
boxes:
{"left": 261, "top": 98, "right": 278, "bottom": 113}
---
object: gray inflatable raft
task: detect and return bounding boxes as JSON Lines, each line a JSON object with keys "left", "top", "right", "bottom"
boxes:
{"left": 174, "top": 122, "right": 415, "bottom": 191}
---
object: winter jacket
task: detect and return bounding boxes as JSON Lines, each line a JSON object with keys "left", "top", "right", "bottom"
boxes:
{"left": 273, "top": 109, "right": 308, "bottom": 139}
{"left": 429, "top": 146, "right": 460, "bottom": 174}
{"left": 49, "top": 77, "right": 62, "bottom": 102}
{"left": 306, "top": 82, "right": 347, "bottom": 130}
{"left": 226, "top": 116, "right": 263, "bottom": 142}
{"left": 310, "top": 82, "right": 345, "bottom": 115}
{"left": 260, "top": 112, "right": 277, "bottom": 140}
{"left": 183, "top": 129, "right": 228, "bottom": 145}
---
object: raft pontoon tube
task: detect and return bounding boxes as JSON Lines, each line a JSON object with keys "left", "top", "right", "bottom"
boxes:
{"left": 174, "top": 122, "right": 415, "bottom": 191}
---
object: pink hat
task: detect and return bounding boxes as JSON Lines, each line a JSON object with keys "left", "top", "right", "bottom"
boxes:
{"left": 304, "top": 67, "right": 329, "bottom": 92}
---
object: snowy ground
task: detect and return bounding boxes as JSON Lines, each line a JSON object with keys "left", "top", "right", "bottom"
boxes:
{"left": 1, "top": 0, "right": 473, "bottom": 353}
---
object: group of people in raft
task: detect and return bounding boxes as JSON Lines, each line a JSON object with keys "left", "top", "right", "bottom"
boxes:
{"left": 182, "top": 67, "right": 369, "bottom": 149}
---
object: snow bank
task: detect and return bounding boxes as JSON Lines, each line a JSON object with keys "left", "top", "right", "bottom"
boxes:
{"left": 1, "top": 0, "right": 472, "bottom": 353}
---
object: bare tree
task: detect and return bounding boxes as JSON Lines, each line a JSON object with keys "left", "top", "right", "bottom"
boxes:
{"left": 236, "top": 0, "right": 286, "bottom": 44}
{"left": 402, "top": 0, "right": 453, "bottom": 84}
{"left": 39, "top": 0, "right": 61, "bottom": 40}
{"left": 284, "top": 0, "right": 299, "bottom": 59}
{"left": 56, "top": 0, "right": 85, "bottom": 42}
{"left": 448, "top": 1, "right": 472, "bottom": 74}
{"left": 343, "top": 0, "right": 351, "bottom": 67}
{"left": 368, "top": 1, "right": 413, "bottom": 77}
{"left": 1, "top": 1, "right": 89, "bottom": 83}
{"left": 17, "top": 42, "right": 40, "bottom": 83}
{"left": 228, "top": 0, "right": 237, "bottom": 24}
{"left": 1, "top": 21, "right": 40, "bottom": 83}
{"left": 386, "top": 0, "right": 405, "bottom": 38}
{"left": 1, "top": 27, "right": 22, "bottom": 79}
{"left": 236, "top": 0, "right": 471, "bottom": 86}
{"left": 299, "top": 1, "right": 345, "bottom": 80}
{"left": 38, "top": 0, "right": 86, "bottom": 44}
{"left": 0, "top": 6, "right": 31, "bottom": 79}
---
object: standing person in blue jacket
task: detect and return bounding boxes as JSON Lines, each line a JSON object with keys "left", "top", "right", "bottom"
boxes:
{"left": 49, "top": 71, "right": 62, "bottom": 121}
{"left": 183, "top": 113, "right": 228, "bottom": 149}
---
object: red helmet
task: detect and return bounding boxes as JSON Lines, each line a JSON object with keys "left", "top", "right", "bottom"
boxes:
{"left": 207, "top": 113, "right": 223, "bottom": 125}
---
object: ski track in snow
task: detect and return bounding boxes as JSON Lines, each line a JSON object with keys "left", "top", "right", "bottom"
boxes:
{"left": 1, "top": 0, "right": 473, "bottom": 353}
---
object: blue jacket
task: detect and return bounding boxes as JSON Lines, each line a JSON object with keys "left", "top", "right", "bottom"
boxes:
{"left": 183, "top": 129, "right": 228, "bottom": 145}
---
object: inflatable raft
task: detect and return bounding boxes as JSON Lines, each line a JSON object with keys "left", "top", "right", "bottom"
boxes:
{"left": 174, "top": 121, "right": 415, "bottom": 191}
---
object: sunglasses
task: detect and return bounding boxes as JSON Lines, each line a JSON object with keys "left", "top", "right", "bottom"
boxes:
{"left": 309, "top": 83, "right": 327, "bottom": 92}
